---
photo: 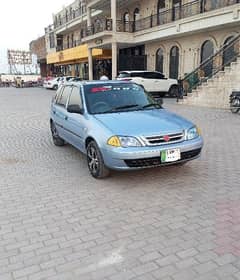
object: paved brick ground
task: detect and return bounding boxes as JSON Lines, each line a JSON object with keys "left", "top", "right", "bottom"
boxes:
{"left": 0, "top": 87, "right": 240, "bottom": 280}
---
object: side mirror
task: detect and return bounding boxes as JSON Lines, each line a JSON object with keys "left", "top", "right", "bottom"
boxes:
{"left": 157, "top": 98, "right": 163, "bottom": 106}
{"left": 67, "top": 104, "right": 83, "bottom": 114}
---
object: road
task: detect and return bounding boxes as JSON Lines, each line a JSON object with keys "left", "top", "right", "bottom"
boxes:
{"left": 1, "top": 87, "right": 240, "bottom": 280}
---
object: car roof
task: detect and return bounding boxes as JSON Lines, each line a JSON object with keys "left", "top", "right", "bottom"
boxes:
{"left": 119, "top": 70, "right": 161, "bottom": 73}
{"left": 65, "top": 80, "right": 135, "bottom": 86}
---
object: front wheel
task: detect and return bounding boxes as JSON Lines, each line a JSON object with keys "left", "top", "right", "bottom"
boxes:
{"left": 50, "top": 121, "right": 65, "bottom": 146}
{"left": 230, "top": 98, "right": 240, "bottom": 114}
{"left": 87, "top": 141, "right": 110, "bottom": 179}
{"left": 168, "top": 85, "right": 179, "bottom": 98}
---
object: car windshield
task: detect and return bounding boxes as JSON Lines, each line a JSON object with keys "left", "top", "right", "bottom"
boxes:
{"left": 84, "top": 83, "right": 162, "bottom": 114}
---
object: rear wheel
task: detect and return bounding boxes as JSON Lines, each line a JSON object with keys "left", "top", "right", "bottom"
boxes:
{"left": 50, "top": 121, "right": 65, "bottom": 146}
{"left": 168, "top": 85, "right": 179, "bottom": 97}
{"left": 230, "top": 98, "right": 240, "bottom": 113}
{"left": 53, "top": 85, "right": 58, "bottom": 90}
{"left": 87, "top": 141, "right": 110, "bottom": 179}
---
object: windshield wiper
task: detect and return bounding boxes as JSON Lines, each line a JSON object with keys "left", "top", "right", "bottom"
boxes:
{"left": 100, "top": 104, "right": 140, "bottom": 114}
{"left": 141, "top": 103, "right": 162, "bottom": 109}
{"left": 113, "top": 104, "right": 140, "bottom": 110}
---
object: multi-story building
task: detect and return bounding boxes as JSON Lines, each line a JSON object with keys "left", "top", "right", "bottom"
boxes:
{"left": 45, "top": 0, "right": 240, "bottom": 81}
{"left": 45, "top": 0, "right": 111, "bottom": 79}
{"left": 30, "top": 36, "right": 48, "bottom": 77}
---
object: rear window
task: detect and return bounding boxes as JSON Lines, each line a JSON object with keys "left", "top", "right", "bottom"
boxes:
{"left": 118, "top": 72, "right": 130, "bottom": 78}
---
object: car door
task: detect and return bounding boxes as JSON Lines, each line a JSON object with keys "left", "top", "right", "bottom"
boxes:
{"left": 141, "top": 72, "right": 156, "bottom": 92}
{"left": 53, "top": 85, "right": 72, "bottom": 140}
{"left": 152, "top": 72, "right": 170, "bottom": 92}
{"left": 64, "top": 86, "right": 86, "bottom": 151}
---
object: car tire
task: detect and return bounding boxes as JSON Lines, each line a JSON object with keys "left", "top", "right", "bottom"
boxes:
{"left": 50, "top": 121, "right": 65, "bottom": 146}
{"left": 168, "top": 85, "right": 179, "bottom": 97}
{"left": 53, "top": 85, "right": 58, "bottom": 90}
{"left": 87, "top": 141, "right": 110, "bottom": 179}
{"left": 230, "top": 98, "right": 240, "bottom": 113}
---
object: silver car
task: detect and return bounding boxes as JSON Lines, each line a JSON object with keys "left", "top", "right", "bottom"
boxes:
{"left": 50, "top": 81, "right": 203, "bottom": 178}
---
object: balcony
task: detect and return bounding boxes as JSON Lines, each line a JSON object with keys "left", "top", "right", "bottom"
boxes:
{"left": 54, "top": 6, "right": 87, "bottom": 29}
{"left": 117, "top": 0, "right": 240, "bottom": 33}
{"left": 81, "top": 18, "right": 112, "bottom": 38}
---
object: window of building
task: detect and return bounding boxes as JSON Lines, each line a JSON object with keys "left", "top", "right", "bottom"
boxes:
{"left": 169, "top": 46, "right": 179, "bottom": 79}
{"left": 71, "top": 34, "right": 74, "bottom": 48}
{"left": 156, "top": 48, "right": 164, "bottom": 73}
{"left": 133, "top": 8, "right": 140, "bottom": 31}
{"left": 157, "top": 0, "right": 166, "bottom": 24}
{"left": 200, "top": 40, "right": 214, "bottom": 77}
{"left": 123, "top": 12, "right": 129, "bottom": 32}
{"left": 67, "top": 35, "right": 70, "bottom": 49}
{"left": 58, "top": 15, "right": 62, "bottom": 25}
{"left": 49, "top": 32, "right": 55, "bottom": 49}
{"left": 223, "top": 36, "right": 235, "bottom": 67}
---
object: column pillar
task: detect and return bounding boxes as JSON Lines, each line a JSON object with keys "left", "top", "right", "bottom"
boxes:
{"left": 87, "top": 7, "right": 91, "bottom": 26}
{"left": 112, "top": 42, "right": 117, "bottom": 79}
{"left": 111, "top": 0, "right": 117, "bottom": 32}
{"left": 88, "top": 48, "right": 93, "bottom": 80}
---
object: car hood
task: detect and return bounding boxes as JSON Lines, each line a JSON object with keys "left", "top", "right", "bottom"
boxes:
{"left": 93, "top": 109, "right": 193, "bottom": 136}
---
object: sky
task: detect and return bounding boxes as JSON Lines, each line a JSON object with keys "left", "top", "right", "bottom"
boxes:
{"left": 0, "top": 0, "right": 74, "bottom": 50}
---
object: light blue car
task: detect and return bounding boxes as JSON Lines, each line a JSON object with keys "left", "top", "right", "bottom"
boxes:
{"left": 50, "top": 81, "right": 203, "bottom": 178}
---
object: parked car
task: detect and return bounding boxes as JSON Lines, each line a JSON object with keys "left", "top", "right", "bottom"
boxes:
{"left": 43, "top": 77, "right": 61, "bottom": 90}
{"left": 117, "top": 71, "right": 179, "bottom": 97}
{"left": 58, "top": 76, "right": 75, "bottom": 87}
{"left": 50, "top": 81, "right": 203, "bottom": 178}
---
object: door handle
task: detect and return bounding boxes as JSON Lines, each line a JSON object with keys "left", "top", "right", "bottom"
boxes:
{"left": 53, "top": 110, "right": 56, "bottom": 114}
{"left": 64, "top": 116, "right": 68, "bottom": 120}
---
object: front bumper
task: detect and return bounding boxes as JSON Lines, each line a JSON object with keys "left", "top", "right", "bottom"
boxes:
{"left": 101, "top": 136, "right": 203, "bottom": 170}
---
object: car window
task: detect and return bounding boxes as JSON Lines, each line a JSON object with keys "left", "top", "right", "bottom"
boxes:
{"left": 68, "top": 86, "right": 83, "bottom": 108}
{"left": 130, "top": 72, "right": 145, "bottom": 78}
{"left": 56, "top": 86, "right": 71, "bottom": 107}
{"left": 53, "top": 86, "right": 63, "bottom": 103}
{"left": 143, "top": 72, "right": 165, "bottom": 79}
{"left": 66, "top": 77, "right": 74, "bottom": 81}
{"left": 118, "top": 72, "right": 130, "bottom": 78}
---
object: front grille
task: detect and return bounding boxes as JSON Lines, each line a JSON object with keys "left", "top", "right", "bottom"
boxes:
{"left": 143, "top": 132, "right": 184, "bottom": 146}
{"left": 124, "top": 148, "right": 202, "bottom": 168}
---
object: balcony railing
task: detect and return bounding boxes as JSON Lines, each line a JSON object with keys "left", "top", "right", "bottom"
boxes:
{"left": 56, "top": 40, "right": 82, "bottom": 52}
{"left": 54, "top": 6, "right": 87, "bottom": 29}
{"left": 117, "top": 0, "right": 240, "bottom": 33}
{"left": 81, "top": 19, "right": 112, "bottom": 38}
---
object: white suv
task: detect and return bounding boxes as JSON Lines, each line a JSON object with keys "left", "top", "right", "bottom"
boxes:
{"left": 117, "top": 71, "right": 179, "bottom": 97}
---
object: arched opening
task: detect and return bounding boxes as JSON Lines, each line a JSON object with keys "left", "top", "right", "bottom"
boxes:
{"left": 169, "top": 46, "right": 179, "bottom": 79}
{"left": 66, "top": 10, "right": 68, "bottom": 22}
{"left": 200, "top": 40, "right": 214, "bottom": 77}
{"left": 157, "top": 0, "right": 166, "bottom": 25}
{"left": 58, "top": 15, "right": 62, "bottom": 25}
{"left": 133, "top": 8, "right": 140, "bottom": 32}
{"left": 223, "top": 36, "right": 235, "bottom": 67}
{"left": 67, "top": 35, "right": 70, "bottom": 49}
{"left": 156, "top": 48, "right": 164, "bottom": 73}
{"left": 200, "top": 0, "right": 206, "bottom": 13}
{"left": 123, "top": 12, "right": 130, "bottom": 32}
{"left": 172, "top": 0, "right": 182, "bottom": 21}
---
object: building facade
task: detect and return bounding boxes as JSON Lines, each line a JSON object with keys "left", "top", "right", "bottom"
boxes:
{"left": 30, "top": 36, "right": 48, "bottom": 77}
{"left": 46, "top": 0, "right": 240, "bottom": 80}
{"left": 45, "top": 0, "right": 111, "bottom": 79}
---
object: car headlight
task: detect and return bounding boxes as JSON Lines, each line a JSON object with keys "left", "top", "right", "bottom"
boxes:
{"left": 187, "top": 126, "right": 200, "bottom": 140}
{"left": 107, "top": 136, "right": 142, "bottom": 147}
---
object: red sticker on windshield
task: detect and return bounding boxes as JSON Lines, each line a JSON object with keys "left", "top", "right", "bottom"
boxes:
{"left": 91, "top": 87, "right": 112, "bottom": 93}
